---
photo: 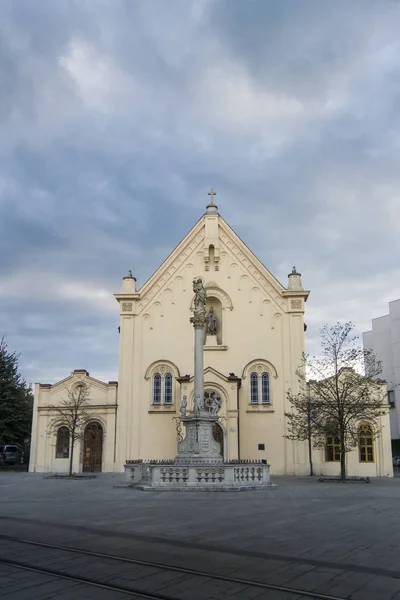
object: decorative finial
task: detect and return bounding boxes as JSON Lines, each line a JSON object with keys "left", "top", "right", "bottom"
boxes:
{"left": 288, "top": 265, "right": 303, "bottom": 290}
{"left": 206, "top": 188, "right": 218, "bottom": 213}
{"left": 122, "top": 269, "right": 136, "bottom": 282}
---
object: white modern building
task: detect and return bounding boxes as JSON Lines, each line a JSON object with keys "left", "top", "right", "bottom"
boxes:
{"left": 363, "top": 299, "right": 400, "bottom": 456}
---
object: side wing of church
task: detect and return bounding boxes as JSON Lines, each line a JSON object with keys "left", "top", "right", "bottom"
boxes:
{"left": 29, "top": 196, "right": 393, "bottom": 477}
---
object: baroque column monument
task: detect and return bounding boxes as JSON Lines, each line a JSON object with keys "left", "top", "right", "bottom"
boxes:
{"left": 124, "top": 276, "right": 275, "bottom": 490}
{"left": 176, "top": 277, "right": 222, "bottom": 462}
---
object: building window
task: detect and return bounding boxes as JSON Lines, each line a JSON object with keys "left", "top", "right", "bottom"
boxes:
{"left": 359, "top": 424, "right": 374, "bottom": 463}
{"left": 325, "top": 435, "right": 341, "bottom": 462}
{"left": 250, "top": 373, "right": 259, "bottom": 404}
{"left": 152, "top": 372, "right": 174, "bottom": 405}
{"left": 56, "top": 426, "right": 70, "bottom": 458}
{"left": 152, "top": 374, "right": 162, "bottom": 404}
{"left": 164, "top": 373, "right": 173, "bottom": 405}
{"left": 250, "top": 372, "right": 271, "bottom": 404}
{"left": 261, "top": 373, "right": 270, "bottom": 404}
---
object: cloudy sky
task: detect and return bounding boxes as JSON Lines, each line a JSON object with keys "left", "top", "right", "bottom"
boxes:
{"left": 1, "top": 0, "right": 400, "bottom": 385}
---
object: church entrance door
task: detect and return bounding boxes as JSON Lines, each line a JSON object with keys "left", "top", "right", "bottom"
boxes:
{"left": 83, "top": 422, "right": 103, "bottom": 473}
{"left": 212, "top": 422, "right": 224, "bottom": 457}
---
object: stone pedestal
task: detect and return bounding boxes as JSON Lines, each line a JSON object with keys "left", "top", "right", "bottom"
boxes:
{"left": 176, "top": 415, "right": 222, "bottom": 463}
{"left": 205, "top": 335, "right": 218, "bottom": 347}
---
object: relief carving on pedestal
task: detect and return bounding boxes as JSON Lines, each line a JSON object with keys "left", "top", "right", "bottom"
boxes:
{"left": 122, "top": 302, "right": 133, "bottom": 312}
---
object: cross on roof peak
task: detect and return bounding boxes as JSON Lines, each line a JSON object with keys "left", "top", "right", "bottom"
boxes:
{"left": 208, "top": 188, "right": 216, "bottom": 205}
{"left": 206, "top": 188, "right": 218, "bottom": 213}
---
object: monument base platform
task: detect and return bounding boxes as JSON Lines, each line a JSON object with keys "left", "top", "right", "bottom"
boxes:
{"left": 124, "top": 460, "right": 276, "bottom": 491}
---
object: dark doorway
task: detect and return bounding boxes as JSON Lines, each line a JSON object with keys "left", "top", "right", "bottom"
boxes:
{"left": 212, "top": 422, "right": 224, "bottom": 457}
{"left": 83, "top": 422, "right": 103, "bottom": 473}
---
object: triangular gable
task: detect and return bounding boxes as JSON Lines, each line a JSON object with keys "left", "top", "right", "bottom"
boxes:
{"left": 185, "top": 366, "right": 230, "bottom": 383}
{"left": 123, "top": 208, "right": 307, "bottom": 314}
{"left": 47, "top": 372, "right": 110, "bottom": 394}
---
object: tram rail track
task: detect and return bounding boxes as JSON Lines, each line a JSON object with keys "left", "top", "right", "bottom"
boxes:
{"left": 0, "top": 534, "right": 348, "bottom": 600}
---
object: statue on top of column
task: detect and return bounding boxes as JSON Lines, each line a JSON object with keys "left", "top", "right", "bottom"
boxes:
{"left": 190, "top": 277, "right": 207, "bottom": 328}
{"left": 193, "top": 277, "right": 206, "bottom": 310}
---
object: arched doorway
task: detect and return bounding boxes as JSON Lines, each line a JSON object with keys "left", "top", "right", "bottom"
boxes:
{"left": 83, "top": 422, "right": 103, "bottom": 473}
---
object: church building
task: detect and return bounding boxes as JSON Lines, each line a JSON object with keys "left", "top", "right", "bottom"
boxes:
{"left": 29, "top": 193, "right": 393, "bottom": 477}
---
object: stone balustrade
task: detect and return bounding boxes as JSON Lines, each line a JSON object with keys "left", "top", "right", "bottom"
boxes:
{"left": 124, "top": 460, "right": 276, "bottom": 491}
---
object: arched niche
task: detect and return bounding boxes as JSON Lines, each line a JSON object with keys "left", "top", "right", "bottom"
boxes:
{"left": 190, "top": 283, "right": 233, "bottom": 347}
{"left": 204, "top": 295, "right": 223, "bottom": 345}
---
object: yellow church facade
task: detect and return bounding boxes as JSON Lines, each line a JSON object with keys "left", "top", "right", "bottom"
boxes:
{"left": 29, "top": 198, "right": 393, "bottom": 477}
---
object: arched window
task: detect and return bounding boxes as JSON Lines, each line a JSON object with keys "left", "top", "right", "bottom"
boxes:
{"left": 152, "top": 374, "right": 162, "bottom": 404}
{"left": 359, "top": 424, "right": 374, "bottom": 463}
{"left": 250, "top": 373, "right": 259, "bottom": 404}
{"left": 244, "top": 362, "right": 275, "bottom": 406}
{"left": 261, "top": 373, "right": 270, "bottom": 404}
{"left": 152, "top": 372, "right": 174, "bottom": 405}
{"left": 325, "top": 435, "right": 341, "bottom": 462}
{"left": 56, "top": 426, "right": 70, "bottom": 458}
{"left": 164, "top": 373, "right": 173, "bottom": 405}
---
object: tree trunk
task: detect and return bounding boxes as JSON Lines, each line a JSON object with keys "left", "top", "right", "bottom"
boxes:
{"left": 339, "top": 432, "right": 346, "bottom": 480}
{"left": 308, "top": 434, "right": 314, "bottom": 477}
{"left": 69, "top": 435, "right": 74, "bottom": 476}
{"left": 340, "top": 453, "right": 346, "bottom": 481}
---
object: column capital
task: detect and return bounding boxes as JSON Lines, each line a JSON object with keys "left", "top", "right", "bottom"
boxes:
{"left": 190, "top": 313, "right": 206, "bottom": 328}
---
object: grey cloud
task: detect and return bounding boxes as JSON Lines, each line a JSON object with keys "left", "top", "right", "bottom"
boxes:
{"left": 1, "top": 0, "right": 399, "bottom": 381}
{"left": 0, "top": 296, "right": 119, "bottom": 384}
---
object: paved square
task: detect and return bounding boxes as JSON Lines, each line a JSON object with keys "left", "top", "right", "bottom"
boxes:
{"left": 0, "top": 473, "right": 400, "bottom": 599}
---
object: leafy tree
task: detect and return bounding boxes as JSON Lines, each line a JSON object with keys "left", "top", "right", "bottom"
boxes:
{"left": 0, "top": 337, "right": 33, "bottom": 448}
{"left": 51, "top": 384, "right": 94, "bottom": 476}
{"left": 286, "top": 323, "right": 387, "bottom": 480}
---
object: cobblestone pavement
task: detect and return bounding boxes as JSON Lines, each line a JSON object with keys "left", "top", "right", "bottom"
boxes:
{"left": 0, "top": 473, "right": 400, "bottom": 599}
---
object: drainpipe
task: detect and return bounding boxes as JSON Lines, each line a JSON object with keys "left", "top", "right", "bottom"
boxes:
{"left": 228, "top": 374, "right": 242, "bottom": 461}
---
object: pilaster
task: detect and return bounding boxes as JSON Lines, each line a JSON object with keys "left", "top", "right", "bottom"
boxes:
{"left": 28, "top": 384, "right": 40, "bottom": 472}
{"left": 115, "top": 295, "right": 136, "bottom": 468}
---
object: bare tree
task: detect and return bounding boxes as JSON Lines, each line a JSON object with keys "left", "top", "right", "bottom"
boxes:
{"left": 51, "top": 384, "right": 94, "bottom": 476}
{"left": 287, "top": 322, "right": 388, "bottom": 480}
{"left": 285, "top": 386, "right": 322, "bottom": 476}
